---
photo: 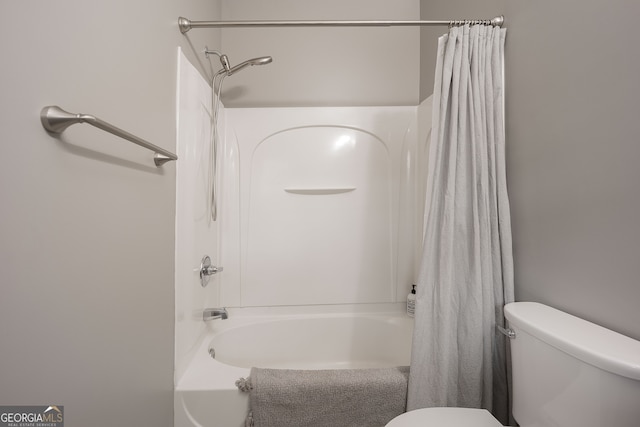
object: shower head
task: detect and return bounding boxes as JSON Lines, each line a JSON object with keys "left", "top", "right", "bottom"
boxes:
{"left": 219, "top": 54, "right": 231, "bottom": 72}
{"left": 226, "top": 56, "right": 273, "bottom": 76}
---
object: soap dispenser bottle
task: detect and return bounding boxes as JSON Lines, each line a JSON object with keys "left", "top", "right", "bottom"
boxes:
{"left": 407, "top": 284, "right": 416, "bottom": 317}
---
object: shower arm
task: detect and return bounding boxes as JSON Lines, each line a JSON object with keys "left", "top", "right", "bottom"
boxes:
{"left": 204, "top": 47, "right": 231, "bottom": 73}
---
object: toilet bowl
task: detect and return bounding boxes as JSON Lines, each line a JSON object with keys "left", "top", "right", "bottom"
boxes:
{"left": 385, "top": 407, "right": 503, "bottom": 427}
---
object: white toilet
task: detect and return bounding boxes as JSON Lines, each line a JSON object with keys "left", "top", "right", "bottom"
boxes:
{"left": 386, "top": 302, "right": 640, "bottom": 427}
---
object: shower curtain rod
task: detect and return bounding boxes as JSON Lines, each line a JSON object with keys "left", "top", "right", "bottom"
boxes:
{"left": 178, "top": 15, "right": 504, "bottom": 33}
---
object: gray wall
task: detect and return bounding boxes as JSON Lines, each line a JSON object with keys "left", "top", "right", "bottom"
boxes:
{"left": 219, "top": 0, "right": 420, "bottom": 107}
{"left": 0, "top": 1, "right": 219, "bottom": 426}
{"left": 505, "top": 0, "right": 640, "bottom": 340}
{"left": 421, "top": 0, "right": 640, "bottom": 340}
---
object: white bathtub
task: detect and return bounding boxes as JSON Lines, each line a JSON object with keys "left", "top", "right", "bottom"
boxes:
{"left": 174, "top": 306, "right": 414, "bottom": 427}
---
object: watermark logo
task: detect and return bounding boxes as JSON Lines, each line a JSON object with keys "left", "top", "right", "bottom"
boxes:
{"left": 0, "top": 405, "right": 63, "bottom": 427}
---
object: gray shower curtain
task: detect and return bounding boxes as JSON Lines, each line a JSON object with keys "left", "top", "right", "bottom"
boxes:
{"left": 407, "top": 24, "right": 513, "bottom": 424}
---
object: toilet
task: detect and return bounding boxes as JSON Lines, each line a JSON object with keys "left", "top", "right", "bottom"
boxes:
{"left": 386, "top": 407, "right": 502, "bottom": 427}
{"left": 386, "top": 302, "right": 640, "bottom": 427}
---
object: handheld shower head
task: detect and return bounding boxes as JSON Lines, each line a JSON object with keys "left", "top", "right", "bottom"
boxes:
{"left": 226, "top": 56, "right": 273, "bottom": 76}
{"left": 203, "top": 49, "right": 272, "bottom": 76}
{"left": 219, "top": 54, "right": 231, "bottom": 72}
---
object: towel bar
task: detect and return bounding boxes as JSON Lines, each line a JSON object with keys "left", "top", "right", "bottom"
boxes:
{"left": 40, "top": 106, "right": 178, "bottom": 167}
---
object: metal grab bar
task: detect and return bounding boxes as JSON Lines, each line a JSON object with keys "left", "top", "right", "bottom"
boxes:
{"left": 40, "top": 106, "right": 178, "bottom": 167}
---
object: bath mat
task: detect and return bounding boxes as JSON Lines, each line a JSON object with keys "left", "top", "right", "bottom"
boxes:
{"left": 236, "top": 366, "right": 409, "bottom": 427}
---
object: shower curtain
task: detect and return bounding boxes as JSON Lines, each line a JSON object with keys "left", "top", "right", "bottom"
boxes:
{"left": 407, "top": 24, "right": 513, "bottom": 424}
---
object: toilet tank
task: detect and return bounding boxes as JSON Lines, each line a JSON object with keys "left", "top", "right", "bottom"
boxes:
{"left": 504, "top": 302, "right": 640, "bottom": 427}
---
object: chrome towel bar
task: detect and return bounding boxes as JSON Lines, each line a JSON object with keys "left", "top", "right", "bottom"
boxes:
{"left": 40, "top": 106, "right": 178, "bottom": 167}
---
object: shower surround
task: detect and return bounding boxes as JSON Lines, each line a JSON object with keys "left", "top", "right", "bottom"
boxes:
{"left": 219, "top": 106, "right": 424, "bottom": 307}
{"left": 174, "top": 50, "right": 432, "bottom": 426}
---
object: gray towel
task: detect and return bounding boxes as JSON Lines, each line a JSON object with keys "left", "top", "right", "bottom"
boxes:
{"left": 238, "top": 366, "right": 409, "bottom": 427}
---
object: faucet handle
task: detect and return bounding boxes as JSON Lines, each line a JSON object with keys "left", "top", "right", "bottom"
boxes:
{"left": 203, "top": 265, "right": 223, "bottom": 275}
{"left": 200, "top": 255, "right": 223, "bottom": 287}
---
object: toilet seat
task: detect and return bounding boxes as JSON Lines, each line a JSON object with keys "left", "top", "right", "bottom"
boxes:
{"left": 385, "top": 407, "right": 504, "bottom": 427}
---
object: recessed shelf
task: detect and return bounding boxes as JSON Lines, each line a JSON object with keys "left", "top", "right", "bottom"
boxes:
{"left": 284, "top": 188, "right": 356, "bottom": 195}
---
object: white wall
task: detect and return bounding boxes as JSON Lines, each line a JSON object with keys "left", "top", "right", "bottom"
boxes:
{"left": 0, "top": 1, "right": 220, "bottom": 425}
{"left": 219, "top": 0, "right": 421, "bottom": 107}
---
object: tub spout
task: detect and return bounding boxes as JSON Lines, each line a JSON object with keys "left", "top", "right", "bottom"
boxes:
{"left": 203, "top": 308, "right": 228, "bottom": 321}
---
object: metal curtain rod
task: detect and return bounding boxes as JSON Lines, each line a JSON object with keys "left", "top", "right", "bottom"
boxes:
{"left": 40, "top": 106, "right": 178, "bottom": 167}
{"left": 178, "top": 15, "right": 504, "bottom": 33}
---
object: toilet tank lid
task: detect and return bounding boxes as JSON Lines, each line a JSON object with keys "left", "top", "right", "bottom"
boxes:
{"left": 504, "top": 302, "right": 640, "bottom": 381}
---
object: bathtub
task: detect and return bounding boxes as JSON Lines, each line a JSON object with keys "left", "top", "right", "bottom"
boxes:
{"left": 174, "top": 306, "right": 414, "bottom": 427}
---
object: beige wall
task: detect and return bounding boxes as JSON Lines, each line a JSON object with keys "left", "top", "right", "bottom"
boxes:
{"left": 420, "top": 0, "right": 640, "bottom": 341}
{"left": 0, "top": 1, "right": 219, "bottom": 425}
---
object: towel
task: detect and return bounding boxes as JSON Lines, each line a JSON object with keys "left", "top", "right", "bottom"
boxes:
{"left": 237, "top": 366, "right": 409, "bottom": 427}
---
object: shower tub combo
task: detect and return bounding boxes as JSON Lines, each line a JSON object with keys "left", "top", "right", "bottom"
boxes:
{"left": 174, "top": 307, "right": 413, "bottom": 427}
{"left": 174, "top": 50, "right": 428, "bottom": 427}
{"left": 173, "top": 104, "right": 426, "bottom": 426}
